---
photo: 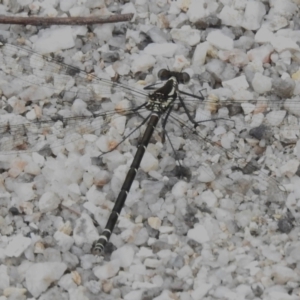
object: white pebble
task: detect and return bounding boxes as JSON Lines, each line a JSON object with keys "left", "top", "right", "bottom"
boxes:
{"left": 284, "top": 98, "right": 300, "bottom": 117}
{"left": 0, "top": 265, "right": 9, "bottom": 289}
{"left": 86, "top": 185, "right": 106, "bottom": 205}
{"left": 280, "top": 159, "right": 300, "bottom": 178}
{"left": 73, "top": 213, "right": 99, "bottom": 246}
{"left": 271, "top": 36, "right": 300, "bottom": 52}
{"left": 144, "top": 258, "right": 160, "bottom": 268}
{"left": 26, "top": 262, "right": 67, "bottom": 297}
{"left": 241, "top": 103, "right": 255, "bottom": 114}
{"left": 14, "top": 182, "right": 36, "bottom": 201}
{"left": 26, "top": 109, "right": 36, "bottom": 121}
{"left": 221, "top": 131, "right": 235, "bottom": 149}
{"left": 32, "top": 152, "right": 45, "bottom": 166}
{"left": 188, "top": 224, "right": 210, "bottom": 244}
{"left": 53, "top": 231, "right": 74, "bottom": 253}
{"left": 111, "top": 245, "right": 135, "bottom": 268}
{"left": 191, "top": 282, "right": 213, "bottom": 300}
{"left": 255, "top": 28, "right": 274, "bottom": 43}
{"left": 252, "top": 72, "right": 272, "bottom": 94}
{"left": 140, "top": 152, "right": 158, "bottom": 172}
{"left": 124, "top": 290, "right": 143, "bottom": 300}
{"left": 177, "top": 265, "right": 192, "bottom": 279}
{"left": 271, "top": 0, "right": 297, "bottom": 17}
{"left": 5, "top": 235, "right": 31, "bottom": 258}
{"left": 148, "top": 217, "right": 161, "bottom": 230}
{"left": 111, "top": 116, "right": 126, "bottom": 134}
{"left": 192, "top": 42, "right": 210, "bottom": 68}
{"left": 207, "top": 30, "right": 233, "bottom": 50}
{"left": 170, "top": 25, "right": 201, "bottom": 46}
{"left": 266, "top": 110, "right": 286, "bottom": 126}
{"left": 218, "top": 6, "right": 242, "bottom": 27}
{"left": 187, "top": 0, "right": 218, "bottom": 23}
{"left": 129, "top": 264, "right": 146, "bottom": 275}
{"left": 93, "top": 260, "right": 120, "bottom": 280}
{"left": 38, "top": 191, "right": 60, "bottom": 213}
{"left": 198, "top": 165, "right": 216, "bottom": 183}
{"left": 58, "top": 273, "right": 77, "bottom": 291}
{"left": 159, "top": 226, "right": 174, "bottom": 234}
{"left": 199, "top": 190, "right": 218, "bottom": 207}
{"left": 34, "top": 27, "right": 75, "bottom": 54}
{"left": 131, "top": 54, "right": 156, "bottom": 74}
{"left": 144, "top": 43, "right": 178, "bottom": 57}
{"left": 248, "top": 44, "right": 274, "bottom": 63}
{"left": 222, "top": 75, "right": 249, "bottom": 93}
{"left": 272, "top": 265, "right": 298, "bottom": 284}
{"left": 171, "top": 181, "right": 187, "bottom": 198}
{"left": 60, "top": 0, "right": 76, "bottom": 12}
{"left": 24, "top": 162, "right": 40, "bottom": 176}
{"left": 242, "top": 1, "right": 266, "bottom": 30}
{"left": 250, "top": 113, "right": 264, "bottom": 127}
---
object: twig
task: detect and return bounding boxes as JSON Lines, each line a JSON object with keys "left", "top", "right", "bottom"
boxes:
{"left": 0, "top": 14, "right": 134, "bottom": 26}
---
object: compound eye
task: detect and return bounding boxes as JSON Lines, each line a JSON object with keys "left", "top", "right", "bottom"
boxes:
{"left": 158, "top": 69, "right": 170, "bottom": 80}
{"left": 179, "top": 72, "right": 190, "bottom": 84}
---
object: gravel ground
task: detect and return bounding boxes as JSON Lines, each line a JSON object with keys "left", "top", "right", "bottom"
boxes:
{"left": 0, "top": 0, "right": 300, "bottom": 299}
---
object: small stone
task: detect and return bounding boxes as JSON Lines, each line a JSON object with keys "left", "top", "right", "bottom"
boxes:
{"left": 266, "top": 110, "right": 286, "bottom": 126}
{"left": 93, "top": 260, "right": 120, "bottom": 280}
{"left": 111, "top": 245, "right": 135, "bottom": 268}
{"left": 71, "top": 270, "right": 81, "bottom": 285}
{"left": 38, "top": 191, "right": 60, "bottom": 213}
{"left": 148, "top": 217, "right": 161, "bottom": 230}
{"left": 191, "top": 283, "right": 213, "bottom": 300}
{"left": 242, "top": 1, "right": 266, "bottom": 30}
{"left": 199, "top": 190, "right": 218, "bottom": 207}
{"left": 272, "top": 265, "right": 297, "bottom": 284}
{"left": 198, "top": 165, "right": 216, "bottom": 183}
{"left": 144, "top": 43, "right": 179, "bottom": 57}
{"left": 144, "top": 258, "right": 160, "bottom": 268}
{"left": 192, "top": 42, "right": 210, "bottom": 67}
{"left": 249, "top": 125, "right": 268, "bottom": 140}
{"left": 3, "top": 287, "right": 27, "bottom": 297}
{"left": 54, "top": 231, "right": 74, "bottom": 253}
{"left": 187, "top": 0, "right": 218, "bottom": 23}
{"left": 273, "top": 78, "right": 295, "bottom": 98}
{"left": 222, "top": 75, "right": 249, "bottom": 93}
{"left": 206, "top": 30, "right": 234, "bottom": 50}
{"left": 34, "top": 27, "right": 75, "bottom": 54}
{"left": 188, "top": 224, "right": 210, "bottom": 244}
{"left": 252, "top": 73, "right": 272, "bottom": 94}
{"left": 5, "top": 235, "right": 31, "bottom": 257}
{"left": 171, "top": 181, "right": 187, "bottom": 198}
{"left": 26, "top": 262, "right": 67, "bottom": 297}
{"left": 73, "top": 213, "right": 99, "bottom": 246}
{"left": 0, "top": 265, "right": 9, "bottom": 289}
{"left": 280, "top": 159, "right": 300, "bottom": 178}
{"left": 218, "top": 6, "right": 242, "bottom": 27}
{"left": 247, "top": 44, "right": 274, "bottom": 63}
{"left": 124, "top": 290, "right": 143, "bottom": 300}
{"left": 140, "top": 152, "right": 158, "bottom": 172}
{"left": 177, "top": 265, "right": 192, "bottom": 279}
{"left": 278, "top": 218, "right": 293, "bottom": 233}
{"left": 271, "top": 36, "right": 300, "bottom": 52}
{"left": 170, "top": 25, "right": 201, "bottom": 46}
{"left": 60, "top": 0, "right": 76, "bottom": 12}
{"left": 131, "top": 54, "right": 156, "bottom": 74}
{"left": 255, "top": 28, "right": 274, "bottom": 44}
{"left": 284, "top": 98, "right": 300, "bottom": 117}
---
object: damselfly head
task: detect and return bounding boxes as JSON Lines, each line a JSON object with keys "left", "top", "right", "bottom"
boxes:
{"left": 157, "top": 69, "right": 190, "bottom": 84}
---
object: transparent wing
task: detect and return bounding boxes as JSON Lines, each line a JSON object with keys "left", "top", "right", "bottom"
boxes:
{"left": 165, "top": 107, "right": 287, "bottom": 206}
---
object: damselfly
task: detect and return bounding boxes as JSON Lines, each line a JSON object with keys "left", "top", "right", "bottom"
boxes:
{"left": 0, "top": 42, "right": 288, "bottom": 254}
